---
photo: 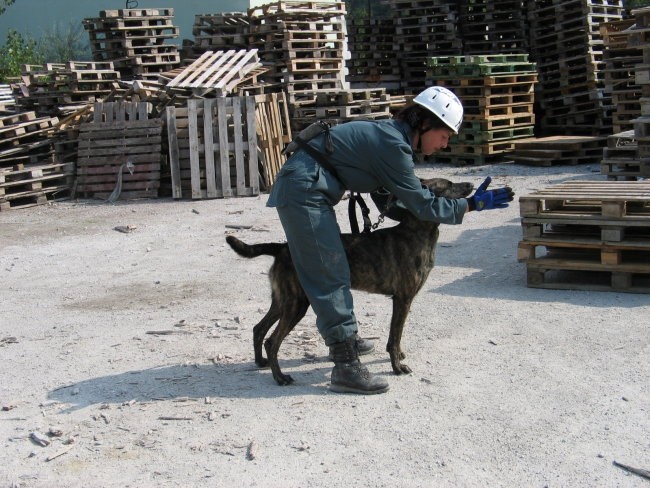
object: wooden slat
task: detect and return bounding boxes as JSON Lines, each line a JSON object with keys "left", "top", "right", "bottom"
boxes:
{"left": 216, "top": 97, "right": 232, "bottom": 197}
{"left": 165, "top": 106, "right": 182, "bottom": 198}
{"left": 188, "top": 99, "right": 202, "bottom": 199}
{"left": 203, "top": 99, "right": 219, "bottom": 198}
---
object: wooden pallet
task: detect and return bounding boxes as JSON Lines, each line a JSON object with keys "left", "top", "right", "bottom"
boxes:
{"left": 167, "top": 49, "right": 262, "bottom": 96}
{"left": 0, "top": 162, "right": 73, "bottom": 211}
{"left": 519, "top": 180, "right": 650, "bottom": 219}
{"left": 248, "top": 1, "right": 346, "bottom": 18}
{"left": 511, "top": 136, "right": 606, "bottom": 166}
{"left": 255, "top": 92, "right": 291, "bottom": 189}
{"left": 518, "top": 179, "right": 650, "bottom": 293}
{"left": 166, "top": 97, "right": 259, "bottom": 199}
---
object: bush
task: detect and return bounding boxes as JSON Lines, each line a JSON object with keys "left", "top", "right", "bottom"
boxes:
{"left": 0, "top": 29, "right": 44, "bottom": 82}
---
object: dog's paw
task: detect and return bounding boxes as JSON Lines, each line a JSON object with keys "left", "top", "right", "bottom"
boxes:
{"left": 274, "top": 373, "right": 294, "bottom": 385}
{"left": 391, "top": 361, "right": 412, "bottom": 375}
{"left": 255, "top": 357, "right": 270, "bottom": 369}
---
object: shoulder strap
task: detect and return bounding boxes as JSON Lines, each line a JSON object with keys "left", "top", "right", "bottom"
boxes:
{"left": 293, "top": 133, "right": 371, "bottom": 234}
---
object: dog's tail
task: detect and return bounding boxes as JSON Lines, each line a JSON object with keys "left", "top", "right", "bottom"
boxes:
{"left": 225, "top": 235, "right": 285, "bottom": 258}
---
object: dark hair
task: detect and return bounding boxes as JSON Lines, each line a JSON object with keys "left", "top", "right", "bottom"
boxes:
{"left": 395, "top": 104, "right": 448, "bottom": 132}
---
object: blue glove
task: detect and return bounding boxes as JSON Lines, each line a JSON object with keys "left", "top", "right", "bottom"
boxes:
{"left": 468, "top": 177, "right": 514, "bottom": 211}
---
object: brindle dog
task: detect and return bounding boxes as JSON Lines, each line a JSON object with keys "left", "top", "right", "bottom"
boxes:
{"left": 226, "top": 177, "right": 474, "bottom": 386}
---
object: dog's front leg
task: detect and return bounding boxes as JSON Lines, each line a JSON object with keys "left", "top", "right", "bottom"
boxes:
{"left": 386, "top": 296, "right": 413, "bottom": 375}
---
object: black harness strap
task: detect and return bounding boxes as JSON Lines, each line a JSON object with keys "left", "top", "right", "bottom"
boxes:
{"left": 293, "top": 133, "right": 372, "bottom": 234}
{"left": 348, "top": 193, "right": 372, "bottom": 234}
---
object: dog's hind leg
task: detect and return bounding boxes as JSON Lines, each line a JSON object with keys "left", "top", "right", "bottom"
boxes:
{"left": 386, "top": 295, "right": 414, "bottom": 375}
{"left": 264, "top": 299, "right": 310, "bottom": 385}
{"left": 253, "top": 298, "right": 281, "bottom": 368}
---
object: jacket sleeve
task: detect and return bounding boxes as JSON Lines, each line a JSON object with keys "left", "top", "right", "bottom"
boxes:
{"left": 372, "top": 140, "right": 468, "bottom": 225}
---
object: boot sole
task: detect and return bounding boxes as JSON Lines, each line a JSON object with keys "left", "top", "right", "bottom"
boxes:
{"left": 329, "top": 383, "right": 389, "bottom": 395}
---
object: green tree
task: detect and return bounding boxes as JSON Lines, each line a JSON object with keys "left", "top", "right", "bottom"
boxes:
{"left": 40, "top": 21, "right": 91, "bottom": 63}
{"left": 0, "top": 29, "right": 44, "bottom": 82}
{"left": 0, "top": 0, "right": 16, "bottom": 15}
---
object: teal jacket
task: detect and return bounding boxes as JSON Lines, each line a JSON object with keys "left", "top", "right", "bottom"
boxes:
{"left": 269, "top": 118, "right": 468, "bottom": 225}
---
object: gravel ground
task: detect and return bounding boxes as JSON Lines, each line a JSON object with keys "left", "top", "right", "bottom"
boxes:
{"left": 1, "top": 162, "right": 648, "bottom": 488}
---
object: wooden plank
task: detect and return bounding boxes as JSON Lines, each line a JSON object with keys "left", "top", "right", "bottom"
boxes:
{"left": 233, "top": 97, "right": 246, "bottom": 195}
{"left": 167, "top": 51, "right": 213, "bottom": 87}
{"left": 203, "top": 99, "right": 219, "bottom": 198}
{"left": 189, "top": 50, "right": 236, "bottom": 87}
{"left": 246, "top": 96, "right": 259, "bottom": 194}
{"left": 165, "top": 106, "right": 182, "bottom": 198}
{"left": 216, "top": 97, "right": 232, "bottom": 197}
{"left": 216, "top": 49, "right": 260, "bottom": 93}
{"left": 187, "top": 99, "right": 202, "bottom": 200}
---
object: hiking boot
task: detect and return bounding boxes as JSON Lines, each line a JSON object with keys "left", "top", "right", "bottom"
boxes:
{"left": 329, "top": 337, "right": 389, "bottom": 395}
{"left": 355, "top": 334, "right": 375, "bottom": 355}
{"left": 328, "top": 333, "right": 374, "bottom": 360}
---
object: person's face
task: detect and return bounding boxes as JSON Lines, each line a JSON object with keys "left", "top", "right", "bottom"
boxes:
{"left": 416, "top": 127, "right": 453, "bottom": 156}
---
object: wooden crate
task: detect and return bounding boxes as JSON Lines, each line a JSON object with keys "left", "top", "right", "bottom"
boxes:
{"left": 76, "top": 101, "right": 161, "bottom": 199}
{"left": 166, "top": 96, "right": 259, "bottom": 199}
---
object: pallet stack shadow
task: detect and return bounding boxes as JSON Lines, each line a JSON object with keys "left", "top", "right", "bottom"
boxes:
{"left": 76, "top": 101, "right": 162, "bottom": 200}
{"left": 517, "top": 180, "right": 650, "bottom": 293}
{"left": 83, "top": 8, "right": 181, "bottom": 80}
{"left": 429, "top": 54, "right": 537, "bottom": 165}
{"left": 527, "top": 0, "right": 624, "bottom": 136}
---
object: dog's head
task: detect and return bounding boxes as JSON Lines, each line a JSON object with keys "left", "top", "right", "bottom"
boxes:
{"left": 371, "top": 178, "right": 474, "bottom": 223}
{"left": 421, "top": 178, "right": 474, "bottom": 199}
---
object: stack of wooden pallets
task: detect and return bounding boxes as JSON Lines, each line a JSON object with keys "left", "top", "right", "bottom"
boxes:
{"left": 16, "top": 62, "right": 122, "bottom": 116}
{"left": 600, "top": 18, "right": 642, "bottom": 134}
{"left": 527, "top": 0, "right": 624, "bottom": 136}
{"left": 388, "top": 0, "right": 461, "bottom": 94}
{"left": 345, "top": 18, "right": 401, "bottom": 93}
{"left": 430, "top": 54, "right": 537, "bottom": 165}
{"left": 0, "top": 111, "right": 73, "bottom": 211}
{"left": 600, "top": 130, "right": 643, "bottom": 180}
{"left": 75, "top": 101, "right": 162, "bottom": 200}
{"left": 184, "top": 12, "right": 251, "bottom": 58}
{"left": 290, "top": 87, "right": 394, "bottom": 130}
{"left": 249, "top": 1, "right": 347, "bottom": 111}
{"left": 0, "top": 84, "right": 15, "bottom": 114}
{"left": 517, "top": 180, "right": 650, "bottom": 293}
{"left": 458, "top": 0, "right": 529, "bottom": 54}
{"left": 626, "top": 7, "right": 650, "bottom": 179}
{"left": 83, "top": 8, "right": 181, "bottom": 80}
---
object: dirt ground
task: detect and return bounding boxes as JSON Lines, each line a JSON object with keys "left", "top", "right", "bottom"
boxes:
{"left": 1, "top": 162, "right": 648, "bottom": 488}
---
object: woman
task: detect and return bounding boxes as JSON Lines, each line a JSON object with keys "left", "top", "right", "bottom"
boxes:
{"left": 267, "top": 86, "right": 513, "bottom": 394}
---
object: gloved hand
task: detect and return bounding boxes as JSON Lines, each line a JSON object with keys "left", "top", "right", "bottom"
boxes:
{"left": 467, "top": 176, "right": 514, "bottom": 211}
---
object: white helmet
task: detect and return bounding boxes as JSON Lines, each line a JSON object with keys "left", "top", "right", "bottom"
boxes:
{"left": 413, "top": 86, "right": 463, "bottom": 134}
